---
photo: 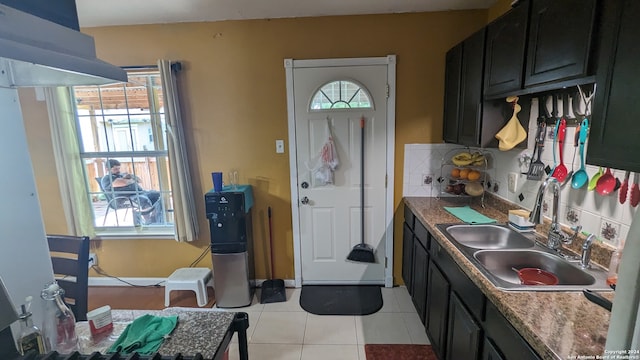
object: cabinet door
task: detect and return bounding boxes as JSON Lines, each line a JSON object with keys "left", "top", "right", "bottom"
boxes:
{"left": 482, "top": 337, "right": 505, "bottom": 360}
{"left": 446, "top": 293, "right": 482, "bottom": 360}
{"left": 587, "top": 0, "right": 640, "bottom": 172}
{"left": 402, "top": 222, "right": 414, "bottom": 296}
{"left": 426, "top": 261, "right": 450, "bottom": 360}
{"left": 0, "top": 0, "right": 80, "bottom": 30}
{"left": 484, "top": 301, "right": 541, "bottom": 360}
{"left": 459, "top": 29, "right": 486, "bottom": 147}
{"left": 483, "top": 3, "right": 528, "bottom": 98}
{"left": 443, "top": 44, "right": 463, "bottom": 143}
{"left": 411, "top": 241, "right": 429, "bottom": 323}
{"left": 524, "top": 0, "right": 597, "bottom": 87}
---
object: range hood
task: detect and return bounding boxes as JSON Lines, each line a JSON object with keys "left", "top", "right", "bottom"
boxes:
{"left": 0, "top": 4, "right": 127, "bottom": 87}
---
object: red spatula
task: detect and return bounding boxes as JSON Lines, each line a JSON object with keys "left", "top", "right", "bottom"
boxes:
{"left": 620, "top": 171, "right": 630, "bottom": 204}
{"left": 631, "top": 173, "right": 640, "bottom": 207}
{"left": 551, "top": 119, "right": 568, "bottom": 182}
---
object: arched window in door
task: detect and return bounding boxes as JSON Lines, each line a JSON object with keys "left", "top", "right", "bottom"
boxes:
{"left": 310, "top": 80, "right": 374, "bottom": 110}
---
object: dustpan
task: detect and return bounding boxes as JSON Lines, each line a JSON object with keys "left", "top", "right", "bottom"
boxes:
{"left": 261, "top": 207, "right": 286, "bottom": 304}
{"left": 495, "top": 96, "right": 527, "bottom": 151}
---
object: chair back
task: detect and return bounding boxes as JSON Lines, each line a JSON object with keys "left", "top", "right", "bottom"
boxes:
{"left": 46, "top": 235, "right": 90, "bottom": 321}
{"left": 96, "top": 177, "right": 129, "bottom": 210}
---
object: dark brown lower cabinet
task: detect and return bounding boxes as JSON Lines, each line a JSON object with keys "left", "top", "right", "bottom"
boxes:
{"left": 403, "top": 206, "right": 541, "bottom": 360}
{"left": 411, "top": 240, "right": 428, "bottom": 323}
{"left": 484, "top": 301, "right": 541, "bottom": 360}
{"left": 446, "top": 293, "right": 482, "bottom": 360}
{"left": 426, "top": 261, "right": 449, "bottom": 359}
{"left": 482, "top": 337, "right": 505, "bottom": 360}
{"left": 402, "top": 222, "right": 414, "bottom": 295}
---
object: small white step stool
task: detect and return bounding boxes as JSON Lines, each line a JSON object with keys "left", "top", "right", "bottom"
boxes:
{"left": 165, "top": 267, "right": 214, "bottom": 307}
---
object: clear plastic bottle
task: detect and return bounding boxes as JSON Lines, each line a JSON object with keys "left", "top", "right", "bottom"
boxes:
{"left": 40, "top": 282, "right": 78, "bottom": 352}
{"left": 607, "top": 240, "right": 625, "bottom": 288}
{"left": 17, "top": 296, "right": 45, "bottom": 355}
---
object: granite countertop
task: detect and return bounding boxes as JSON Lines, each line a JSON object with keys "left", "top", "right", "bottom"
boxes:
{"left": 77, "top": 308, "right": 237, "bottom": 358}
{"left": 404, "top": 196, "right": 611, "bottom": 360}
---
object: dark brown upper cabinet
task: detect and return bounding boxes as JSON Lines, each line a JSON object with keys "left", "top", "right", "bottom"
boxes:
{"left": 524, "top": 0, "right": 598, "bottom": 88}
{"left": 443, "top": 29, "right": 486, "bottom": 147}
{"left": 458, "top": 29, "right": 487, "bottom": 147}
{"left": 483, "top": 2, "right": 529, "bottom": 98}
{"left": 587, "top": 0, "right": 640, "bottom": 172}
{"left": 443, "top": 44, "right": 463, "bottom": 143}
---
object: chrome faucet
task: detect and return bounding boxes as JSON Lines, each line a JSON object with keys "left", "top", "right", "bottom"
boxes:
{"left": 580, "top": 234, "right": 596, "bottom": 268}
{"left": 529, "top": 177, "right": 582, "bottom": 251}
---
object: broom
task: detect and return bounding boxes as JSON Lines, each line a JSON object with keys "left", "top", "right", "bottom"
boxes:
{"left": 347, "top": 117, "right": 376, "bottom": 263}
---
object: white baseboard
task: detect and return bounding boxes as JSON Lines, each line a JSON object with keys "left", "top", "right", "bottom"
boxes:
{"left": 89, "top": 277, "right": 297, "bottom": 288}
{"left": 89, "top": 277, "right": 166, "bottom": 287}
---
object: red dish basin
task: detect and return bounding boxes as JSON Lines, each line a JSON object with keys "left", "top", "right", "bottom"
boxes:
{"left": 517, "top": 268, "right": 559, "bottom": 285}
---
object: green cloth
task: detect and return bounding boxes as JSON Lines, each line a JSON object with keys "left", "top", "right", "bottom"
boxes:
{"left": 108, "top": 314, "right": 178, "bottom": 354}
{"left": 444, "top": 206, "right": 497, "bottom": 224}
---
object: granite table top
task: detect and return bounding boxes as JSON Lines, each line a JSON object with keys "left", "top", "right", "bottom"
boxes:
{"left": 77, "top": 307, "right": 238, "bottom": 359}
{"left": 404, "top": 196, "right": 611, "bottom": 360}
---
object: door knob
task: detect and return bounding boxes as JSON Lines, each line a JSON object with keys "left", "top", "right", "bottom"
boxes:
{"left": 301, "top": 196, "right": 310, "bottom": 205}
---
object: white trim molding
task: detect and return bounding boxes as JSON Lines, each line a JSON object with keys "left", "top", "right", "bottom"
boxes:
{"left": 284, "top": 55, "right": 397, "bottom": 288}
{"left": 89, "top": 277, "right": 297, "bottom": 288}
{"left": 89, "top": 277, "right": 167, "bottom": 287}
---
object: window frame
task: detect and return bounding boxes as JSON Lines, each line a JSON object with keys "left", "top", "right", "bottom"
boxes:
{"left": 309, "top": 79, "right": 374, "bottom": 111}
{"left": 71, "top": 68, "right": 175, "bottom": 237}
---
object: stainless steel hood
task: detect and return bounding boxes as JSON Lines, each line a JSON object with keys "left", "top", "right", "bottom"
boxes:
{"left": 0, "top": 4, "right": 127, "bottom": 87}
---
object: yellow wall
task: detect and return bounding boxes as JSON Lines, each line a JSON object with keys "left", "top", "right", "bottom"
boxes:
{"left": 22, "top": 11, "right": 487, "bottom": 283}
{"left": 488, "top": 0, "right": 514, "bottom": 23}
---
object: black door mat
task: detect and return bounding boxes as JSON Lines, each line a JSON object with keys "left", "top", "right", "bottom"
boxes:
{"left": 299, "top": 285, "right": 383, "bottom": 315}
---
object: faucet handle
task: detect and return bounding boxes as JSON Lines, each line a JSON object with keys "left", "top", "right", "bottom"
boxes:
{"left": 562, "top": 225, "right": 582, "bottom": 245}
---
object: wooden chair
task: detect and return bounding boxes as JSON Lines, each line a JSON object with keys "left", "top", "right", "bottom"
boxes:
{"left": 46, "top": 235, "right": 90, "bottom": 321}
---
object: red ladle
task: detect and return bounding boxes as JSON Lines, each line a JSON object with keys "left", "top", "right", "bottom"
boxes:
{"left": 551, "top": 119, "right": 568, "bottom": 182}
{"left": 596, "top": 168, "right": 616, "bottom": 196}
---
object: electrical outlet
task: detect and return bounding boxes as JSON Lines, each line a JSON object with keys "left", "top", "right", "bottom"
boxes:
{"left": 275, "top": 139, "right": 285, "bottom": 154}
{"left": 88, "top": 253, "right": 97, "bottom": 268}
{"left": 508, "top": 172, "right": 518, "bottom": 193}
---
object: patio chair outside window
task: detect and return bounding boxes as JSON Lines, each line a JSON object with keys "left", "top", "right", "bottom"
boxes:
{"left": 95, "top": 178, "right": 152, "bottom": 226}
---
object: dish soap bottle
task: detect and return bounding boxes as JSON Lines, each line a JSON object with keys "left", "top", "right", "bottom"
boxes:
{"left": 17, "top": 296, "right": 45, "bottom": 355}
{"left": 607, "top": 240, "right": 625, "bottom": 288}
{"left": 40, "top": 282, "right": 78, "bottom": 352}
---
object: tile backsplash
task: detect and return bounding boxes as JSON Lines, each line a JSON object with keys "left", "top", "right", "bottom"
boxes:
{"left": 403, "top": 98, "right": 637, "bottom": 248}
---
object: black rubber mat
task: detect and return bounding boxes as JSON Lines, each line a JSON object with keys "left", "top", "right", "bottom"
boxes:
{"left": 299, "top": 285, "right": 383, "bottom": 315}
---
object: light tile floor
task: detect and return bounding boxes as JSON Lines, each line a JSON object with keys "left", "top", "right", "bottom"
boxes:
{"left": 218, "top": 286, "right": 430, "bottom": 360}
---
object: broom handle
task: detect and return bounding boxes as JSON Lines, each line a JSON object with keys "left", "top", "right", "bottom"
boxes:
{"left": 360, "top": 117, "right": 365, "bottom": 246}
{"left": 268, "top": 206, "right": 275, "bottom": 279}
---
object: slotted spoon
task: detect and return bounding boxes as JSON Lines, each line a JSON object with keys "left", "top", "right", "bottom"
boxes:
{"left": 551, "top": 119, "right": 568, "bottom": 182}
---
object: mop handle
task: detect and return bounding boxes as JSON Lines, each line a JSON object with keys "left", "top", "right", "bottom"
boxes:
{"left": 360, "top": 117, "right": 365, "bottom": 245}
{"left": 268, "top": 206, "right": 275, "bottom": 279}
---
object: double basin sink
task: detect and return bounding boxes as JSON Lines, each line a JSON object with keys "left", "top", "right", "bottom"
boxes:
{"left": 436, "top": 223, "right": 612, "bottom": 291}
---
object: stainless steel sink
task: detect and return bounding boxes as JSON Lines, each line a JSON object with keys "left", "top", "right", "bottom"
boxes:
{"left": 444, "top": 224, "right": 534, "bottom": 249}
{"left": 436, "top": 223, "right": 612, "bottom": 292}
{"left": 475, "top": 250, "right": 595, "bottom": 286}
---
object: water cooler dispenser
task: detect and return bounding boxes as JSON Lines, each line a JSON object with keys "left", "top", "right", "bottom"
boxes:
{"left": 206, "top": 185, "right": 255, "bottom": 308}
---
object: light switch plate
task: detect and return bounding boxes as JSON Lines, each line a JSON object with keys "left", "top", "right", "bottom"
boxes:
{"left": 276, "top": 139, "right": 285, "bottom": 154}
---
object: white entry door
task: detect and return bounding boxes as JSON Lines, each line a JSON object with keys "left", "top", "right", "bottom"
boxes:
{"left": 286, "top": 58, "right": 394, "bottom": 285}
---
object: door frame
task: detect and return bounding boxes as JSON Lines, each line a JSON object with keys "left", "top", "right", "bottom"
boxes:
{"left": 284, "top": 55, "right": 396, "bottom": 288}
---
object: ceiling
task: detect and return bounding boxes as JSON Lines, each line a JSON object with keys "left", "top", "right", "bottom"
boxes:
{"left": 76, "top": 0, "right": 497, "bottom": 27}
